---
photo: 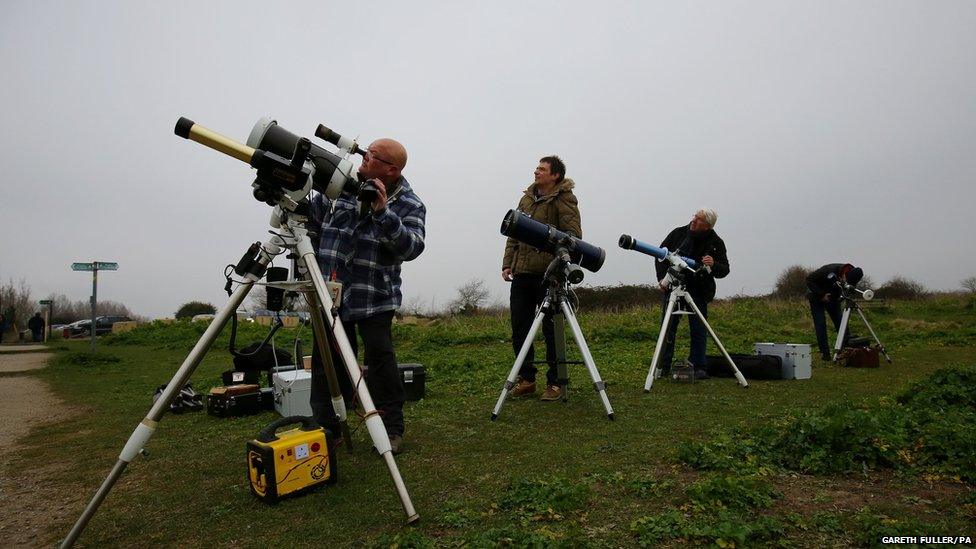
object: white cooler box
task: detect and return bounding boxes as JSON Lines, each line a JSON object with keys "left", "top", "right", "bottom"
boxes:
{"left": 272, "top": 369, "right": 314, "bottom": 417}
{"left": 753, "top": 343, "right": 812, "bottom": 380}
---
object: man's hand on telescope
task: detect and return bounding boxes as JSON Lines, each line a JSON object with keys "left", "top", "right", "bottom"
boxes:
{"left": 370, "top": 178, "right": 388, "bottom": 214}
{"left": 701, "top": 255, "right": 714, "bottom": 268}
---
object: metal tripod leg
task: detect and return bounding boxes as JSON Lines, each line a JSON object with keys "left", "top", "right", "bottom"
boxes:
{"left": 644, "top": 290, "right": 680, "bottom": 391}
{"left": 559, "top": 299, "right": 614, "bottom": 420}
{"left": 681, "top": 292, "right": 748, "bottom": 388}
{"left": 854, "top": 306, "right": 892, "bottom": 363}
{"left": 832, "top": 306, "right": 853, "bottom": 361}
{"left": 554, "top": 312, "right": 569, "bottom": 401}
{"left": 305, "top": 292, "right": 353, "bottom": 451}
{"left": 62, "top": 280, "right": 256, "bottom": 548}
{"left": 295, "top": 239, "right": 419, "bottom": 524}
{"left": 491, "top": 297, "right": 551, "bottom": 420}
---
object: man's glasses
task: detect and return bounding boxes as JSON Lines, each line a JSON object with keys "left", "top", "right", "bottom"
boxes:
{"left": 366, "top": 150, "right": 397, "bottom": 167}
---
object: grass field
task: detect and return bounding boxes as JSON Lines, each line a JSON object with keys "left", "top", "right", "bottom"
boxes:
{"left": 15, "top": 295, "right": 976, "bottom": 547}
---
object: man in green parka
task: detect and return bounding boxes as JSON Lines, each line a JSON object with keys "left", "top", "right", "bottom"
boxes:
{"left": 501, "top": 156, "right": 582, "bottom": 401}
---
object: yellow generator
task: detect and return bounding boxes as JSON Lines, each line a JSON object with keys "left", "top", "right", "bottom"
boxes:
{"left": 247, "top": 416, "right": 336, "bottom": 503}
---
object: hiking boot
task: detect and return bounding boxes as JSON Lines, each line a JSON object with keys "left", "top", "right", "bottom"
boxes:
{"left": 693, "top": 368, "right": 710, "bottom": 380}
{"left": 388, "top": 434, "right": 403, "bottom": 455}
{"left": 540, "top": 384, "right": 564, "bottom": 401}
{"left": 510, "top": 378, "right": 536, "bottom": 397}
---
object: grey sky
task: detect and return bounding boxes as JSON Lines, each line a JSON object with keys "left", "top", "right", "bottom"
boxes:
{"left": 1, "top": 1, "right": 974, "bottom": 319}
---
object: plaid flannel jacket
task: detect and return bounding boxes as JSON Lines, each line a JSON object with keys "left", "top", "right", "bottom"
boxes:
{"left": 309, "top": 177, "right": 426, "bottom": 321}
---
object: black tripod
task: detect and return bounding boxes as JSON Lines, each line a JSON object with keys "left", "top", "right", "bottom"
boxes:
{"left": 491, "top": 251, "right": 614, "bottom": 421}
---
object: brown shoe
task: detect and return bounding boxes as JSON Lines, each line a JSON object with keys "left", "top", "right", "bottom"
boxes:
{"left": 510, "top": 378, "right": 536, "bottom": 397}
{"left": 388, "top": 434, "right": 403, "bottom": 455}
{"left": 540, "top": 384, "right": 564, "bottom": 401}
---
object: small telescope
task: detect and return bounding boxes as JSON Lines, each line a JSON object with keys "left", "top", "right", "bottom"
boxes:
{"left": 618, "top": 234, "right": 699, "bottom": 270}
{"left": 501, "top": 210, "right": 605, "bottom": 273}
{"left": 840, "top": 282, "right": 874, "bottom": 301}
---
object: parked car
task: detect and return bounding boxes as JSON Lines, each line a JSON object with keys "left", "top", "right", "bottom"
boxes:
{"left": 66, "top": 316, "right": 132, "bottom": 338}
{"left": 63, "top": 320, "right": 90, "bottom": 338}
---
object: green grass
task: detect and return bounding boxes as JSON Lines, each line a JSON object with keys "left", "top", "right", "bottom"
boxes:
{"left": 12, "top": 296, "right": 976, "bottom": 547}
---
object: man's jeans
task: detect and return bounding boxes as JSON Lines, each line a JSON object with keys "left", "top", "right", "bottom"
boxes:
{"left": 310, "top": 310, "right": 405, "bottom": 437}
{"left": 658, "top": 290, "right": 709, "bottom": 374}
{"left": 509, "top": 274, "right": 558, "bottom": 386}
{"left": 809, "top": 296, "right": 843, "bottom": 357}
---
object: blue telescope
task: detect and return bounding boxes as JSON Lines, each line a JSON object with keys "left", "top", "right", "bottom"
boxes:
{"left": 618, "top": 234, "right": 699, "bottom": 270}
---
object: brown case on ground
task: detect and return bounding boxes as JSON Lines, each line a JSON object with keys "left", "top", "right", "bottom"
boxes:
{"left": 843, "top": 347, "right": 880, "bottom": 368}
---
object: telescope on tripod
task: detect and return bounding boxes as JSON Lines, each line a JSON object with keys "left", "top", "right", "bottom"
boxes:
{"left": 491, "top": 210, "right": 614, "bottom": 420}
{"left": 618, "top": 234, "right": 748, "bottom": 391}
{"left": 62, "top": 117, "right": 419, "bottom": 548}
{"left": 832, "top": 281, "right": 891, "bottom": 363}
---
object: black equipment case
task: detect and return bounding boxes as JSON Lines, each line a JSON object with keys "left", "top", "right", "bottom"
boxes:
{"left": 398, "top": 363, "right": 426, "bottom": 401}
{"left": 706, "top": 354, "right": 784, "bottom": 380}
{"left": 207, "top": 384, "right": 263, "bottom": 417}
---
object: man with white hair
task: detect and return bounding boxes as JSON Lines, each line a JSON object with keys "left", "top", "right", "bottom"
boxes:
{"left": 654, "top": 208, "right": 730, "bottom": 379}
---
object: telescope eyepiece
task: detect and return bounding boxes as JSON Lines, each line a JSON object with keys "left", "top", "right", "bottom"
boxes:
{"left": 316, "top": 124, "right": 363, "bottom": 156}
{"left": 618, "top": 234, "right": 635, "bottom": 250}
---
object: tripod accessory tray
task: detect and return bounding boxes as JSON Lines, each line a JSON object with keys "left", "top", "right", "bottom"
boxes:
{"left": 247, "top": 416, "right": 337, "bottom": 503}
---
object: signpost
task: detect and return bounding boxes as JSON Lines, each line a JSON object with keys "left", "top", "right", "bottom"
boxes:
{"left": 39, "top": 299, "right": 53, "bottom": 342}
{"left": 71, "top": 262, "right": 119, "bottom": 351}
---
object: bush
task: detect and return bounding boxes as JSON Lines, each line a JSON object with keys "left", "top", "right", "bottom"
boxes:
{"left": 772, "top": 265, "right": 812, "bottom": 299}
{"left": 175, "top": 301, "right": 217, "bottom": 319}
{"left": 678, "top": 366, "right": 976, "bottom": 482}
{"left": 573, "top": 284, "right": 662, "bottom": 311}
{"left": 874, "top": 276, "right": 928, "bottom": 300}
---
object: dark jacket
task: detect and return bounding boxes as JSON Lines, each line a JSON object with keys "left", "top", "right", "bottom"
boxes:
{"left": 502, "top": 178, "right": 582, "bottom": 275}
{"left": 655, "top": 225, "right": 730, "bottom": 302}
{"left": 806, "top": 263, "right": 847, "bottom": 301}
{"left": 28, "top": 315, "right": 44, "bottom": 331}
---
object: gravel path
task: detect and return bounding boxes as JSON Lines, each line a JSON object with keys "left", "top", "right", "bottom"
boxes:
{"left": 0, "top": 350, "right": 78, "bottom": 547}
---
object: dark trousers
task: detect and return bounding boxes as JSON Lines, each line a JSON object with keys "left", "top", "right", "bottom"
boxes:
{"left": 510, "top": 274, "right": 558, "bottom": 386}
{"left": 31, "top": 329, "right": 43, "bottom": 342}
{"left": 658, "top": 290, "right": 709, "bottom": 373}
{"left": 309, "top": 310, "right": 405, "bottom": 437}
{"left": 809, "top": 296, "right": 843, "bottom": 357}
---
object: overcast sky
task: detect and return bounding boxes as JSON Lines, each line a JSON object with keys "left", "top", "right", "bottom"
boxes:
{"left": 1, "top": 1, "right": 974, "bottom": 319}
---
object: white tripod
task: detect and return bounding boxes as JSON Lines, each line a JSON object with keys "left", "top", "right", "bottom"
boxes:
{"left": 644, "top": 276, "right": 748, "bottom": 391}
{"left": 61, "top": 113, "right": 420, "bottom": 548}
{"left": 491, "top": 254, "right": 614, "bottom": 421}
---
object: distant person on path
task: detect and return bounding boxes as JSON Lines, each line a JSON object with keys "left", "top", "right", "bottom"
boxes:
{"left": 28, "top": 312, "right": 45, "bottom": 342}
{"left": 806, "top": 263, "right": 864, "bottom": 360}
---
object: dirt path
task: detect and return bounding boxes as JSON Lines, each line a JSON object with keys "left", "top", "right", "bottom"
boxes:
{"left": 0, "top": 350, "right": 78, "bottom": 547}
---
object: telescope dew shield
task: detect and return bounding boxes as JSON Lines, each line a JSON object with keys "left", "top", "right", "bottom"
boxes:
{"left": 247, "top": 117, "right": 356, "bottom": 199}
{"left": 501, "top": 209, "right": 605, "bottom": 273}
{"left": 618, "top": 234, "right": 699, "bottom": 270}
{"left": 174, "top": 117, "right": 256, "bottom": 164}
